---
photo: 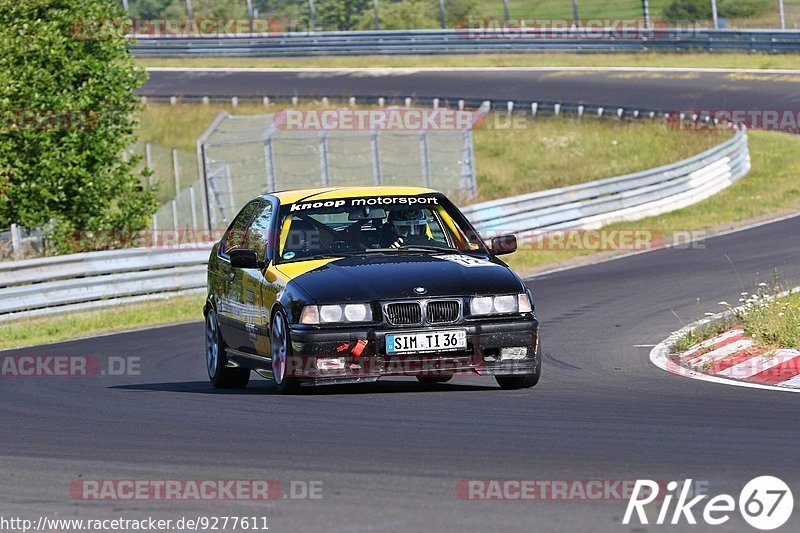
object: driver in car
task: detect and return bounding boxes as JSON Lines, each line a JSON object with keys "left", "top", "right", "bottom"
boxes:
{"left": 382, "top": 208, "right": 436, "bottom": 248}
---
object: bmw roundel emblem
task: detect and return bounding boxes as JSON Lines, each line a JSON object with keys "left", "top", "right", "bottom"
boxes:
{"left": 414, "top": 287, "right": 427, "bottom": 295}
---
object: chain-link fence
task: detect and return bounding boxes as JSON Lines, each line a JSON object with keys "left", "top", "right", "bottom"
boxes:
{"left": 199, "top": 110, "right": 478, "bottom": 229}
{"left": 122, "top": 0, "right": 800, "bottom": 31}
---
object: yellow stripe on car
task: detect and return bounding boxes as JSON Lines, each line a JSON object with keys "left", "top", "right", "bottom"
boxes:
{"left": 272, "top": 257, "right": 342, "bottom": 282}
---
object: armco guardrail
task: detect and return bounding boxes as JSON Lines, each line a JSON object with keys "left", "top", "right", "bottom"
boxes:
{"left": 128, "top": 28, "right": 800, "bottom": 56}
{"left": 462, "top": 129, "right": 749, "bottom": 237}
{"left": 0, "top": 246, "right": 212, "bottom": 321}
{"left": 0, "top": 130, "right": 749, "bottom": 321}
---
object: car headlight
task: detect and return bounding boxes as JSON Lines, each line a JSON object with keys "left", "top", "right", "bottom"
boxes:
{"left": 470, "top": 294, "right": 531, "bottom": 316}
{"left": 299, "top": 303, "right": 373, "bottom": 324}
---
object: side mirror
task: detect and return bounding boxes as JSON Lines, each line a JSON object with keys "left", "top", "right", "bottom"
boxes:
{"left": 229, "top": 248, "right": 265, "bottom": 269}
{"left": 490, "top": 234, "right": 517, "bottom": 255}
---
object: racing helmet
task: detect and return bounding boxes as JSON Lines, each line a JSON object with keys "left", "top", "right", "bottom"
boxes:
{"left": 389, "top": 208, "right": 427, "bottom": 236}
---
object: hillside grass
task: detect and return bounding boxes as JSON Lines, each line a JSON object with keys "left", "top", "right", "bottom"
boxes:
{"left": 502, "top": 129, "right": 800, "bottom": 273}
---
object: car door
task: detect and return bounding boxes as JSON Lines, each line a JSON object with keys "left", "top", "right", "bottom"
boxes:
{"left": 216, "top": 200, "right": 260, "bottom": 351}
{"left": 239, "top": 200, "right": 278, "bottom": 356}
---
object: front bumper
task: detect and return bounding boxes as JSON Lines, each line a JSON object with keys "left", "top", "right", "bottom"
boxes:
{"left": 284, "top": 318, "right": 539, "bottom": 384}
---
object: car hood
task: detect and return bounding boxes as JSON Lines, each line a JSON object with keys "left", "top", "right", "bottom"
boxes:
{"left": 287, "top": 253, "right": 524, "bottom": 302}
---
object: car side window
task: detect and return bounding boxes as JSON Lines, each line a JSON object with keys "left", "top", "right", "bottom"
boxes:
{"left": 221, "top": 201, "right": 259, "bottom": 256}
{"left": 246, "top": 202, "right": 273, "bottom": 259}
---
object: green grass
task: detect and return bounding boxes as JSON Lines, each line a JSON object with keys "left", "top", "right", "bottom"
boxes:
{"left": 672, "top": 319, "right": 733, "bottom": 353}
{"left": 0, "top": 293, "right": 205, "bottom": 350}
{"left": 734, "top": 283, "right": 800, "bottom": 349}
{"left": 472, "top": 115, "right": 727, "bottom": 200}
{"left": 673, "top": 280, "right": 800, "bottom": 353}
{"left": 502, "top": 129, "right": 800, "bottom": 273}
{"left": 137, "top": 53, "right": 800, "bottom": 70}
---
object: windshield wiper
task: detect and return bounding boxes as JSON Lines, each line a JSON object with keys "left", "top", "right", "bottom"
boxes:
{"left": 363, "top": 245, "right": 457, "bottom": 254}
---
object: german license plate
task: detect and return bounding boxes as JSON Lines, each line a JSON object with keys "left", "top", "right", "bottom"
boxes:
{"left": 385, "top": 330, "right": 467, "bottom": 354}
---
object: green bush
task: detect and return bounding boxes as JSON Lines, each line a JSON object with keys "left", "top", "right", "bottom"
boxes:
{"left": 355, "top": 0, "right": 475, "bottom": 30}
{"left": 0, "top": 0, "right": 156, "bottom": 253}
{"left": 662, "top": 0, "right": 711, "bottom": 22}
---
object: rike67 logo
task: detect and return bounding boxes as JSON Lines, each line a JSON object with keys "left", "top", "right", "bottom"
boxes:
{"left": 624, "top": 476, "right": 793, "bottom": 530}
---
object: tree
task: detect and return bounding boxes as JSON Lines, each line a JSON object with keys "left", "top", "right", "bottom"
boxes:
{"left": 318, "top": 0, "right": 371, "bottom": 31}
{"left": 0, "top": 0, "right": 156, "bottom": 252}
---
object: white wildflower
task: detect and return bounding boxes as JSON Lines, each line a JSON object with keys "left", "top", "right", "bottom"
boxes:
{"left": 718, "top": 301, "right": 729, "bottom": 306}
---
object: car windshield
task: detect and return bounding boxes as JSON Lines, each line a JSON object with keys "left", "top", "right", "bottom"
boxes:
{"left": 275, "top": 194, "right": 486, "bottom": 262}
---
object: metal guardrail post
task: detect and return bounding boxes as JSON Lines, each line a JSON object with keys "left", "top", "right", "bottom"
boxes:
{"left": 460, "top": 130, "right": 476, "bottom": 197}
{"left": 373, "top": 0, "right": 380, "bottom": 30}
{"left": 225, "top": 165, "right": 236, "bottom": 212}
{"left": 189, "top": 185, "right": 198, "bottom": 232}
{"left": 172, "top": 148, "right": 180, "bottom": 198}
{"left": 572, "top": 0, "right": 580, "bottom": 27}
{"left": 10, "top": 223, "right": 21, "bottom": 260}
{"left": 308, "top": 0, "right": 316, "bottom": 32}
{"left": 780, "top": 0, "right": 786, "bottom": 29}
{"left": 370, "top": 130, "right": 383, "bottom": 185}
{"left": 711, "top": 0, "right": 719, "bottom": 29}
{"left": 264, "top": 137, "right": 277, "bottom": 192}
{"left": 503, "top": 0, "right": 511, "bottom": 25}
{"left": 319, "top": 130, "right": 330, "bottom": 187}
{"left": 419, "top": 131, "right": 431, "bottom": 188}
{"left": 196, "top": 112, "right": 228, "bottom": 230}
{"left": 439, "top": 0, "right": 446, "bottom": 29}
{"left": 246, "top": 0, "right": 254, "bottom": 33}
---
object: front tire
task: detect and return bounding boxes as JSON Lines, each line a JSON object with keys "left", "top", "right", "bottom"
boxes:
{"left": 271, "top": 310, "right": 301, "bottom": 394}
{"left": 495, "top": 344, "right": 541, "bottom": 390}
{"left": 206, "top": 308, "right": 250, "bottom": 389}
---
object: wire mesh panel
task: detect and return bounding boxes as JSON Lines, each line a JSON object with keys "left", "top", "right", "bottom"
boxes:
{"left": 199, "top": 110, "right": 478, "bottom": 229}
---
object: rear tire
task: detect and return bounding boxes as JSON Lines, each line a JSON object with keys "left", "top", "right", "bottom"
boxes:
{"left": 271, "top": 310, "right": 301, "bottom": 395}
{"left": 206, "top": 308, "right": 250, "bottom": 389}
{"left": 495, "top": 344, "right": 541, "bottom": 390}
